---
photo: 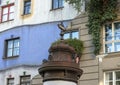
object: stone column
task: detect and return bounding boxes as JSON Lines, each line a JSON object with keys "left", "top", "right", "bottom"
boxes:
{"left": 38, "top": 42, "right": 83, "bottom": 85}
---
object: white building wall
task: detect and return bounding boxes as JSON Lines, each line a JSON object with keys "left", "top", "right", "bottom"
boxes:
{"left": 0, "top": 66, "right": 39, "bottom": 85}
{"left": 1, "top": 0, "right": 15, "bottom": 5}
{"left": 0, "top": 0, "right": 79, "bottom": 32}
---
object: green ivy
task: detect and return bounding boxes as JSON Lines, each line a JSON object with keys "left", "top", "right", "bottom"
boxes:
{"left": 88, "top": 0, "right": 117, "bottom": 55}
{"left": 65, "top": 0, "right": 117, "bottom": 55}
{"left": 65, "top": 0, "right": 82, "bottom": 12}
{"left": 52, "top": 39, "right": 84, "bottom": 56}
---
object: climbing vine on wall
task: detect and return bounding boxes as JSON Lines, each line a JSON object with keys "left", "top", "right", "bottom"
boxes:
{"left": 65, "top": 0, "right": 117, "bottom": 55}
{"left": 65, "top": 0, "right": 83, "bottom": 12}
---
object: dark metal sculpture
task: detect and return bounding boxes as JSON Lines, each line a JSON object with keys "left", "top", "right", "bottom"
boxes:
{"left": 57, "top": 22, "right": 66, "bottom": 40}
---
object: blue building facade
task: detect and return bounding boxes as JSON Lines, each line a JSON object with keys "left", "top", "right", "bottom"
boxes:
{"left": 0, "top": 20, "right": 72, "bottom": 85}
{"left": 0, "top": 21, "right": 70, "bottom": 70}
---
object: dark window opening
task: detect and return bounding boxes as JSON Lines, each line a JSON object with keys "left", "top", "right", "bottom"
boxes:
{"left": 7, "top": 78, "right": 14, "bottom": 85}
{"left": 4, "top": 38, "right": 20, "bottom": 59}
{"left": 24, "top": 0, "right": 31, "bottom": 15}
{"left": 20, "top": 75, "right": 31, "bottom": 85}
{"left": 52, "top": 0, "right": 63, "bottom": 9}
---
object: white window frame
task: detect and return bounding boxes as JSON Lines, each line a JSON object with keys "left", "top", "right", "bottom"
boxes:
{"left": 103, "top": 21, "right": 120, "bottom": 53}
{"left": 104, "top": 70, "right": 120, "bottom": 85}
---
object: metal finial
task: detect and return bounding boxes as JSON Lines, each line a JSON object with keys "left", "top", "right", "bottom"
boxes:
{"left": 57, "top": 22, "right": 66, "bottom": 40}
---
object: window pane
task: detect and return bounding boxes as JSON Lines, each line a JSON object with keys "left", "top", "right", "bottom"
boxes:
{"left": 105, "top": 82, "right": 113, "bottom": 85}
{"left": 116, "top": 71, "right": 120, "bottom": 80}
{"left": 8, "top": 41, "right": 13, "bottom": 48}
{"left": 105, "top": 72, "right": 113, "bottom": 85}
{"left": 115, "top": 42, "right": 120, "bottom": 52}
{"left": 116, "top": 81, "right": 120, "bottom": 85}
{"left": 3, "top": 7, "right": 8, "bottom": 14}
{"left": 8, "top": 83, "right": 14, "bottom": 85}
{"left": 0, "top": 0, "right": 1, "bottom": 5}
{"left": 64, "top": 33, "right": 70, "bottom": 39}
{"left": 7, "top": 49, "right": 12, "bottom": 57}
{"left": 20, "top": 76, "right": 31, "bottom": 85}
{"left": 27, "top": 6, "right": 31, "bottom": 13}
{"left": 14, "top": 39, "right": 19, "bottom": 47}
{"left": 27, "top": 83, "right": 30, "bottom": 85}
{"left": 105, "top": 24, "right": 112, "bottom": 32}
{"left": 8, "top": 80, "right": 14, "bottom": 83}
{"left": 105, "top": 44, "right": 113, "bottom": 53}
{"left": 6, "top": 39, "right": 19, "bottom": 57}
{"left": 25, "top": 1, "right": 31, "bottom": 6}
{"left": 105, "top": 24, "right": 112, "bottom": 41}
{"left": 59, "top": 0, "right": 63, "bottom": 7}
{"left": 9, "top": 13, "right": 14, "bottom": 20}
{"left": 13, "top": 48, "right": 19, "bottom": 56}
{"left": 8, "top": 78, "right": 14, "bottom": 85}
{"left": 13, "top": 39, "right": 19, "bottom": 56}
{"left": 24, "top": 6, "right": 31, "bottom": 14}
{"left": 105, "top": 33, "right": 112, "bottom": 41}
{"left": 114, "top": 22, "right": 120, "bottom": 40}
{"left": 2, "top": 15, "right": 8, "bottom": 22}
{"left": 106, "top": 72, "right": 113, "bottom": 81}
{"left": 53, "top": 0, "right": 58, "bottom": 8}
{"left": 21, "top": 76, "right": 30, "bottom": 81}
{"left": 21, "top": 84, "right": 26, "bottom": 85}
{"left": 72, "top": 31, "right": 79, "bottom": 39}
{"left": 10, "top": 5, "right": 14, "bottom": 12}
{"left": 24, "top": 1, "right": 31, "bottom": 14}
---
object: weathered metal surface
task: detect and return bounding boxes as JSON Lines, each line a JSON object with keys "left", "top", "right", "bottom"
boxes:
{"left": 38, "top": 42, "right": 83, "bottom": 83}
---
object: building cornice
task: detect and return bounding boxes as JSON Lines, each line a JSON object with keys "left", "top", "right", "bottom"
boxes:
{"left": 0, "top": 19, "right": 73, "bottom": 33}
{"left": 0, "top": 64, "right": 40, "bottom": 72}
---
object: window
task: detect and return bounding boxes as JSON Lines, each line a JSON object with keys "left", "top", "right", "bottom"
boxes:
{"left": 20, "top": 75, "right": 31, "bottom": 85}
{"left": 104, "top": 22, "right": 120, "bottom": 53}
{"left": 0, "top": 0, "right": 1, "bottom": 5}
{"left": 4, "top": 38, "right": 20, "bottom": 58}
{"left": 7, "top": 78, "right": 14, "bottom": 85}
{"left": 63, "top": 30, "right": 79, "bottom": 39}
{"left": 24, "top": 0, "right": 31, "bottom": 15}
{"left": 52, "top": 0, "right": 63, "bottom": 9}
{"left": 104, "top": 71, "right": 120, "bottom": 85}
{"left": 1, "top": 3, "right": 14, "bottom": 22}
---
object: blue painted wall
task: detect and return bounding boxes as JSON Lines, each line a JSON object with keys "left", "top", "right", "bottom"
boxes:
{"left": 0, "top": 21, "right": 69, "bottom": 69}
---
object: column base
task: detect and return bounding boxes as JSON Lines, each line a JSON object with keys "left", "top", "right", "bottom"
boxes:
{"left": 44, "top": 80, "right": 77, "bottom": 85}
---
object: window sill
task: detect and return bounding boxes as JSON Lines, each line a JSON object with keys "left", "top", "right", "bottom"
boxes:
{"left": 3, "top": 56, "right": 19, "bottom": 60}
{"left": 50, "top": 7, "right": 64, "bottom": 11}
{"left": 21, "top": 13, "right": 31, "bottom": 16}
{"left": 105, "top": 51, "right": 120, "bottom": 58}
{"left": 1, "top": 19, "right": 14, "bottom": 23}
